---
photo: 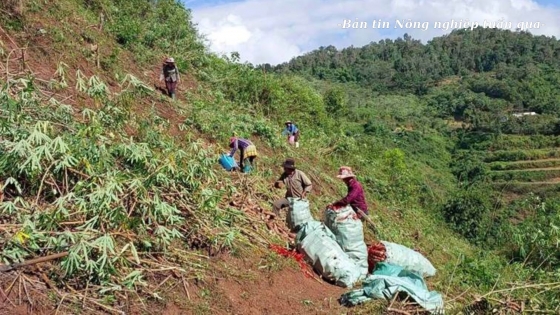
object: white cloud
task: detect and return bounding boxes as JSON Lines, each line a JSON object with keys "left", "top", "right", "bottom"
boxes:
{"left": 190, "top": 0, "right": 560, "bottom": 65}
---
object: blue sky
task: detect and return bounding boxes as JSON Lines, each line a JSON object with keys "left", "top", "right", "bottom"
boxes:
{"left": 185, "top": 0, "right": 560, "bottom": 65}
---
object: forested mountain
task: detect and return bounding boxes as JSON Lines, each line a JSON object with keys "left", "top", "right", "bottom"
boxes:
{"left": 270, "top": 28, "right": 560, "bottom": 115}
{"left": 272, "top": 27, "right": 560, "bottom": 105}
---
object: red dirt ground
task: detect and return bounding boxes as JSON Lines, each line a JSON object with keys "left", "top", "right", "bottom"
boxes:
{"left": 204, "top": 254, "right": 347, "bottom": 315}
{"left": 1, "top": 253, "right": 351, "bottom": 315}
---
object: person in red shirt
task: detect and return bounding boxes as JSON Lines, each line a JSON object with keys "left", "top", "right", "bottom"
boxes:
{"left": 329, "top": 166, "right": 369, "bottom": 218}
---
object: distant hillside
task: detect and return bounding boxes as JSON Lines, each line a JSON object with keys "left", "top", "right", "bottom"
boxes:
{"left": 270, "top": 28, "right": 560, "bottom": 114}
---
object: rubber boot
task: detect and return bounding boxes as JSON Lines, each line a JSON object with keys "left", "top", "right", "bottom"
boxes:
{"left": 171, "top": 92, "right": 176, "bottom": 100}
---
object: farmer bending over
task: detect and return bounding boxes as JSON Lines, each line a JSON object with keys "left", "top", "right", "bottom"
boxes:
{"left": 229, "top": 136, "right": 258, "bottom": 172}
{"left": 328, "top": 166, "right": 369, "bottom": 219}
{"left": 273, "top": 158, "right": 312, "bottom": 214}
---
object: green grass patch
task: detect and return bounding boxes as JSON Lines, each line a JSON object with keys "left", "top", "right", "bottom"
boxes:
{"left": 488, "top": 135, "right": 560, "bottom": 151}
{"left": 458, "top": 134, "right": 560, "bottom": 151}
{"left": 490, "top": 169, "right": 560, "bottom": 182}
{"left": 488, "top": 159, "right": 560, "bottom": 170}
{"left": 483, "top": 148, "right": 560, "bottom": 162}
{"left": 493, "top": 182, "right": 560, "bottom": 195}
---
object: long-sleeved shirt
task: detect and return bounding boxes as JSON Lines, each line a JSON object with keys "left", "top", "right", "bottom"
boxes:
{"left": 276, "top": 169, "right": 312, "bottom": 198}
{"left": 282, "top": 124, "right": 299, "bottom": 136}
{"left": 333, "top": 178, "right": 368, "bottom": 213}
{"left": 161, "top": 64, "right": 180, "bottom": 82}
{"left": 229, "top": 138, "right": 252, "bottom": 156}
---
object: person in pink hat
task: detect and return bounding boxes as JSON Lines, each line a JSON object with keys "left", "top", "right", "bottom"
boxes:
{"left": 329, "top": 166, "right": 369, "bottom": 218}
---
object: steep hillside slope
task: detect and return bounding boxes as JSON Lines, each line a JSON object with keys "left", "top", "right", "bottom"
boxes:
{"left": 1, "top": 1, "right": 559, "bottom": 314}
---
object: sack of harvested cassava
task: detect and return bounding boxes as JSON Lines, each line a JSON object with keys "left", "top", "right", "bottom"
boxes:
{"left": 296, "top": 220, "right": 362, "bottom": 288}
{"left": 295, "top": 220, "right": 334, "bottom": 244}
{"left": 286, "top": 197, "right": 314, "bottom": 231}
{"left": 324, "top": 205, "right": 368, "bottom": 277}
{"left": 380, "top": 241, "right": 436, "bottom": 278}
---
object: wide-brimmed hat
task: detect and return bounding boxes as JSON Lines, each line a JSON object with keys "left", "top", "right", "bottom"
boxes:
{"left": 282, "top": 158, "right": 296, "bottom": 169}
{"left": 336, "top": 166, "right": 356, "bottom": 179}
{"left": 285, "top": 121, "right": 292, "bottom": 125}
{"left": 165, "top": 57, "right": 175, "bottom": 63}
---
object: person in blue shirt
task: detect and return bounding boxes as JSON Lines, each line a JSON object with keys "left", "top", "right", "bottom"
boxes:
{"left": 282, "top": 121, "right": 300, "bottom": 148}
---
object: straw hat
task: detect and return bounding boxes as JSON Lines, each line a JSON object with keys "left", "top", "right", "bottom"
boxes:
{"left": 165, "top": 57, "right": 175, "bottom": 63}
{"left": 336, "top": 166, "right": 356, "bottom": 179}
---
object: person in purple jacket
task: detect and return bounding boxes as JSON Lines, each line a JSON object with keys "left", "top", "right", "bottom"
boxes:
{"left": 329, "top": 166, "right": 369, "bottom": 219}
{"left": 229, "top": 136, "right": 258, "bottom": 172}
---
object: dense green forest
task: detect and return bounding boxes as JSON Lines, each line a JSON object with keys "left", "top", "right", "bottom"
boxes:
{"left": 0, "top": 0, "right": 559, "bottom": 313}
{"left": 270, "top": 28, "right": 560, "bottom": 133}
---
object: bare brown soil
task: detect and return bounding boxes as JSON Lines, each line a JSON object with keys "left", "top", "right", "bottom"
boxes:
{"left": 0, "top": 253, "right": 350, "bottom": 315}
{"left": 203, "top": 254, "right": 347, "bottom": 315}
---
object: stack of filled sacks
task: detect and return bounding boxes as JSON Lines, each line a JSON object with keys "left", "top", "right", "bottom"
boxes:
{"left": 286, "top": 198, "right": 363, "bottom": 288}
{"left": 341, "top": 241, "right": 443, "bottom": 313}
{"left": 295, "top": 221, "right": 363, "bottom": 288}
{"left": 324, "top": 205, "right": 368, "bottom": 277}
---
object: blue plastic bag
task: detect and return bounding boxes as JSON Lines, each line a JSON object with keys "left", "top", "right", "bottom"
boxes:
{"left": 340, "top": 262, "right": 444, "bottom": 313}
{"left": 218, "top": 154, "right": 237, "bottom": 171}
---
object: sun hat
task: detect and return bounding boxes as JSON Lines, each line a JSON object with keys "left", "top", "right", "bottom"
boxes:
{"left": 285, "top": 121, "right": 292, "bottom": 125}
{"left": 336, "top": 166, "right": 356, "bottom": 179}
{"left": 282, "top": 158, "right": 296, "bottom": 169}
{"left": 166, "top": 57, "right": 175, "bottom": 63}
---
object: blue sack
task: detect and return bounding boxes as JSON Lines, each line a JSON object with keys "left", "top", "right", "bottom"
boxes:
{"left": 218, "top": 154, "right": 237, "bottom": 171}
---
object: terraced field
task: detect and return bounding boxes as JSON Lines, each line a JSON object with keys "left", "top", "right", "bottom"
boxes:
{"left": 482, "top": 136, "right": 560, "bottom": 197}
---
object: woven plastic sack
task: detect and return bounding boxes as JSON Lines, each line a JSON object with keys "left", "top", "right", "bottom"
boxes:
{"left": 286, "top": 197, "right": 314, "bottom": 231}
{"left": 340, "top": 262, "right": 444, "bottom": 313}
{"left": 324, "top": 206, "right": 368, "bottom": 276}
{"left": 295, "top": 220, "right": 335, "bottom": 244}
{"left": 381, "top": 241, "right": 436, "bottom": 278}
{"left": 296, "top": 221, "right": 363, "bottom": 288}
